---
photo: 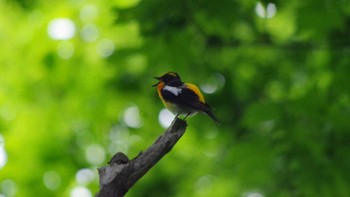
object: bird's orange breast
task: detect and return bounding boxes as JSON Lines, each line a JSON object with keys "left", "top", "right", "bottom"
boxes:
{"left": 156, "top": 81, "right": 166, "bottom": 103}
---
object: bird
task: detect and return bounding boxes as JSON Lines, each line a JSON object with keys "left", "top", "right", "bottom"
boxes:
{"left": 153, "top": 72, "right": 220, "bottom": 124}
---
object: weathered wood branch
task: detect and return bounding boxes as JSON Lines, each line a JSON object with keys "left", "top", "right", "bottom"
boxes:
{"left": 96, "top": 117, "right": 187, "bottom": 197}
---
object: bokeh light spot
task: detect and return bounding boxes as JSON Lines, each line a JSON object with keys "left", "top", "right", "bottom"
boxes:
{"left": 0, "top": 135, "right": 7, "bottom": 169}
{"left": 200, "top": 73, "right": 225, "bottom": 94}
{"left": 43, "top": 171, "right": 61, "bottom": 191}
{"left": 255, "top": 2, "right": 277, "bottom": 19}
{"left": 194, "top": 175, "right": 213, "bottom": 195}
{"left": 80, "top": 4, "right": 99, "bottom": 22}
{"left": 85, "top": 144, "right": 105, "bottom": 166}
{"left": 204, "top": 129, "right": 218, "bottom": 139}
{"left": 158, "top": 109, "right": 175, "bottom": 128}
{"left": 48, "top": 18, "right": 76, "bottom": 40}
{"left": 109, "top": 125, "right": 130, "bottom": 154}
{"left": 57, "top": 41, "right": 74, "bottom": 59}
{"left": 200, "top": 84, "right": 217, "bottom": 94}
{"left": 96, "top": 39, "right": 115, "bottom": 57}
{"left": 70, "top": 186, "right": 92, "bottom": 197}
{"left": 76, "top": 168, "right": 96, "bottom": 186}
{"left": 0, "top": 106, "right": 16, "bottom": 121}
{"left": 123, "top": 105, "right": 143, "bottom": 128}
{"left": 244, "top": 192, "right": 265, "bottom": 197}
{"left": 81, "top": 24, "right": 99, "bottom": 42}
{"left": 1, "top": 180, "right": 17, "bottom": 197}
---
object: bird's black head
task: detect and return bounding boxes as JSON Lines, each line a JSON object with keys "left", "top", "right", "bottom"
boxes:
{"left": 153, "top": 72, "right": 183, "bottom": 87}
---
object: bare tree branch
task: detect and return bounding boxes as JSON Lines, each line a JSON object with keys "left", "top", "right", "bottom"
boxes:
{"left": 96, "top": 117, "right": 188, "bottom": 197}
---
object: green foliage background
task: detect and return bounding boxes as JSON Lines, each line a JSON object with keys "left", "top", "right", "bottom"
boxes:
{"left": 1, "top": 0, "right": 350, "bottom": 196}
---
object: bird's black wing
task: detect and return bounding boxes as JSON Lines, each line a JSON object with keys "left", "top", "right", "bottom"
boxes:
{"left": 161, "top": 87, "right": 209, "bottom": 111}
{"left": 161, "top": 86, "right": 220, "bottom": 123}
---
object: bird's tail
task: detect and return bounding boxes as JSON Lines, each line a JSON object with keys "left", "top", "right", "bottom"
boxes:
{"left": 203, "top": 107, "right": 221, "bottom": 125}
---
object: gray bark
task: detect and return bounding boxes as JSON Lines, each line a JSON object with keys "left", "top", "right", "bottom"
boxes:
{"left": 96, "top": 118, "right": 187, "bottom": 197}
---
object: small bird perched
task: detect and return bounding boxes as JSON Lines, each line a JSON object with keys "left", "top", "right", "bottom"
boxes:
{"left": 153, "top": 72, "right": 220, "bottom": 124}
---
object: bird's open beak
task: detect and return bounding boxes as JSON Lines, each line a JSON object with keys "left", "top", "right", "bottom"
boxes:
{"left": 152, "top": 76, "right": 161, "bottom": 87}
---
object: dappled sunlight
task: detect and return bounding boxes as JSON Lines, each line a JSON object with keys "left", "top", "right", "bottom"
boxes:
{"left": 70, "top": 186, "right": 92, "bottom": 197}
{"left": 96, "top": 39, "right": 115, "bottom": 57}
{"left": 108, "top": 123, "right": 143, "bottom": 157}
{"left": 108, "top": 125, "right": 130, "bottom": 154}
{"left": 0, "top": 147, "right": 6, "bottom": 169}
{"left": 123, "top": 105, "right": 143, "bottom": 128}
{"left": 204, "top": 129, "right": 218, "bottom": 139}
{"left": 85, "top": 144, "right": 106, "bottom": 166}
{"left": 203, "top": 149, "right": 219, "bottom": 158}
{"left": 57, "top": 41, "right": 74, "bottom": 59}
{"left": 43, "top": 171, "right": 61, "bottom": 191}
{"left": 48, "top": 18, "right": 76, "bottom": 40}
{"left": 0, "top": 135, "right": 6, "bottom": 169}
{"left": 80, "top": 4, "right": 99, "bottom": 23}
{"left": 243, "top": 191, "right": 265, "bottom": 197}
{"left": 194, "top": 175, "right": 214, "bottom": 195}
{"left": 1, "top": 0, "right": 350, "bottom": 196}
{"left": 200, "top": 83, "right": 217, "bottom": 94}
{"left": 81, "top": 24, "right": 99, "bottom": 42}
{"left": 255, "top": 2, "right": 277, "bottom": 19}
{"left": 0, "top": 180, "right": 17, "bottom": 197}
{"left": 158, "top": 108, "right": 175, "bottom": 128}
{"left": 75, "top": 168, "right": 96, "bottom": 186}
{"left": 200, "top": 73, "right": 225, "bottom": 94}
{"left": 0, "top": 106, "right": 16, "bottom": 122}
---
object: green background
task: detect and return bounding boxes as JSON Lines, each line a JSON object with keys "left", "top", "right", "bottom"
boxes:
{"left": 1, "top": 0, "right": 350, "bottom": 196}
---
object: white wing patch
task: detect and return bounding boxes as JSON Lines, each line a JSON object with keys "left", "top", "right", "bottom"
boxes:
{"left": 163, "top": 85, "right": 182, "bottom": 96}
